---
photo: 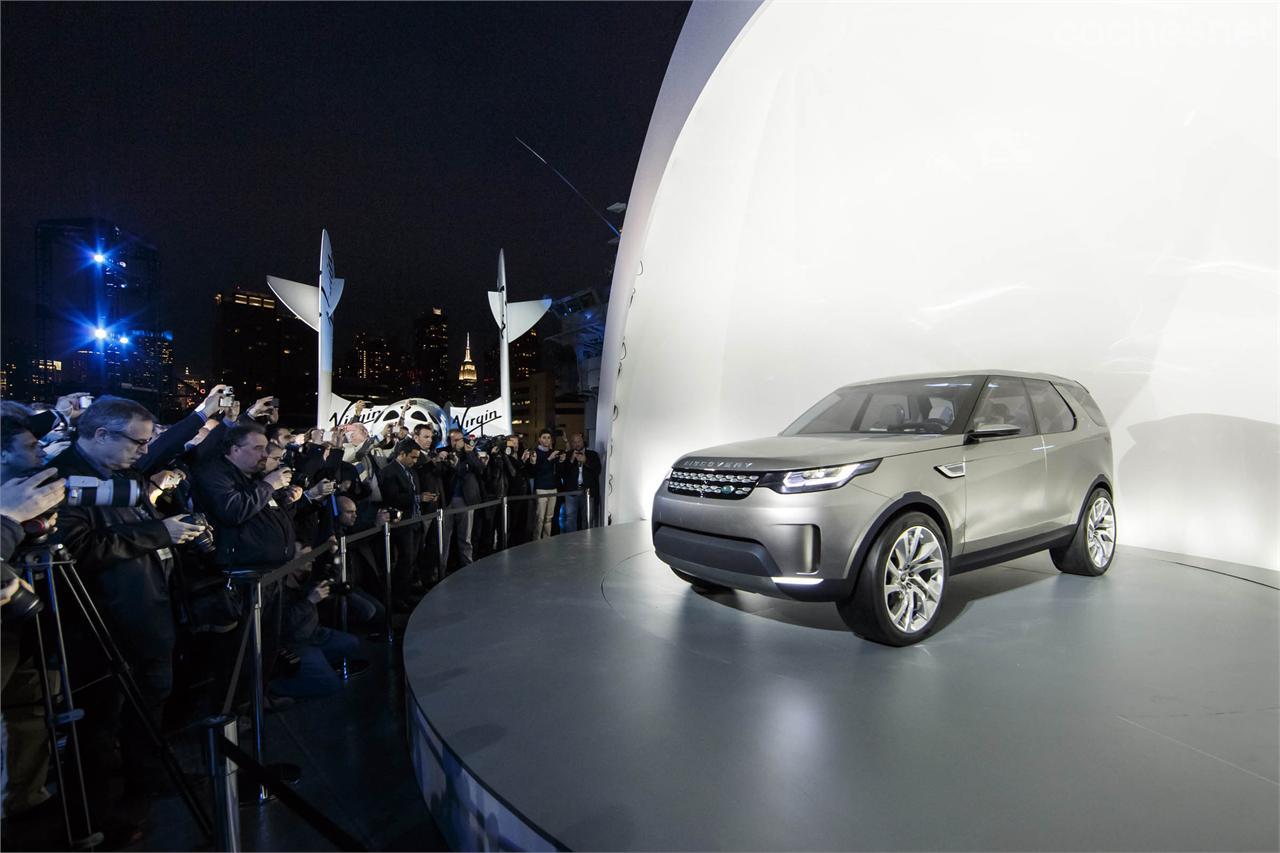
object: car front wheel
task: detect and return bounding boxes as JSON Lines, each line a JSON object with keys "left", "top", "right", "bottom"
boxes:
{"left": 839, "top": 512, "right": 949, "bottom": 646}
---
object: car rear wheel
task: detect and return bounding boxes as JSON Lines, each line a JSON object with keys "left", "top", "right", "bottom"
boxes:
{"left": 670, "top": 566, "right": 731, "bottom": 593}
{"left": 838, "top": 512, "right": 948, "bottom": 646}
{"left": 1051, "top": 487, "right": 1116, "bottom": 576}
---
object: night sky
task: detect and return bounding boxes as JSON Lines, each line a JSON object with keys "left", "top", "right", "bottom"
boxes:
{"left": 1, "top": 1, "right": 689, "bottom": 375}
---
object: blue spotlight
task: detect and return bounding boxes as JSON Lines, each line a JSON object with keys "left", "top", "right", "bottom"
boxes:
{"left": 92, "top": 252, "right": 107, "bottom": 264}
{"left": 93, "top": 327, "right": 108, "bottom": 340}
{"left": 118, "top": 335, "right": 130, "bottom": 345}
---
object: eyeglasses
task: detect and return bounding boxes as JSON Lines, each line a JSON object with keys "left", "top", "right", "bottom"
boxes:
{"left": 107, "top": 430, "right": 151, "bottom": 448}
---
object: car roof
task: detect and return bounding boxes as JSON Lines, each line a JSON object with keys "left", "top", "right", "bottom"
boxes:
{"left": 840, "top": 370, "right": 1079, "bottom": 389}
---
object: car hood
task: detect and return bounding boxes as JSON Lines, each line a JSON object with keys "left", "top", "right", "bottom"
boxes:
{"left": 674, "top": 434, "right": 961, "bottom": 472}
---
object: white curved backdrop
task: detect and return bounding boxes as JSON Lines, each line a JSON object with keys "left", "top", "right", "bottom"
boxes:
{"left": 599, "top": 1, "right": 1279, "bottom": 570}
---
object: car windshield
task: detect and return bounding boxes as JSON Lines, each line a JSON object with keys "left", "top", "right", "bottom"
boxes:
{"left": 782, "top": 376, "right": 984, "bottom": 436}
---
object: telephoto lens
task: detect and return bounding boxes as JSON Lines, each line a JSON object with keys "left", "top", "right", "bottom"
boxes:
{"left": 1, "top": 565, "right": 44, "bottom": 624}
{"left": 65, "top": 475, "right": 142, "bottom": 507}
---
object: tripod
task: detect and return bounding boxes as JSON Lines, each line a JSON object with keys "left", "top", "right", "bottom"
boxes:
{"left": 15, "top": 542, "right": 212, "bottom": 848}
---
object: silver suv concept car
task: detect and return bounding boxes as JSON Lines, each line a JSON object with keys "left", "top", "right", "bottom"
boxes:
{"left": 652, "top": 372, "right": 1115, "bottom": 646}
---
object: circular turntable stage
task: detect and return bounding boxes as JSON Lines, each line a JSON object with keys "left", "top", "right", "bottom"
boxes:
{"left": 403, "top": 522, "right": 1279, "bottom": 851}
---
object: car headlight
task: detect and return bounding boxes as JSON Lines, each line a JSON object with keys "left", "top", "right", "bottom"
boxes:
{"left": 761, "top": 459, "right": 881, "bottom": 494}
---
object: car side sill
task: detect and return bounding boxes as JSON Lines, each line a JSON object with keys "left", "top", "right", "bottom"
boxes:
{"left": 952, "top": 527, "right": 1076, "bottom": 574}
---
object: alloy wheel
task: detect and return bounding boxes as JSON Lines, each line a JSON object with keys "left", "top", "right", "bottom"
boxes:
{"left": 1086, "top": 496, "right": 1116, "bottom": 568}
{"left": 882, "top": 525, "right": 945, "bottom": 634}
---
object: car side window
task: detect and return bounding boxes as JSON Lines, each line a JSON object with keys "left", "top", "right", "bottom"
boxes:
{"left": 969, "top": 378, "right": 1035, "bottom": 436}
{"left": 1026, "top": 379, "right": 1076, "bottom": 434}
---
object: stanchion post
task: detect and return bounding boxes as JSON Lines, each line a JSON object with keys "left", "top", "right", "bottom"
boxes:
{"left": 247, "top": 580, "right": 270, "bottom": 805}
{"left": 436, "top": 507, "right": 446, "bottom": 577}
{"left": 381, "top": 521, "right": 394, "bottom": 642}
{"left": 501, "top": 495, "right": 509, "bottom": 550}
{"left": 585, "top": 488, "right": 592, "bottom": 529}
{"left": 205, "top": 715, "right": 241, "bottom": 852}
{"left": 338, "top": 535, "right": 350, "bottom": 636}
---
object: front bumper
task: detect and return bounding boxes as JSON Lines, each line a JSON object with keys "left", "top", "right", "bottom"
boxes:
{"left": 651, "top": 477, "right": 889, "bottom": 602}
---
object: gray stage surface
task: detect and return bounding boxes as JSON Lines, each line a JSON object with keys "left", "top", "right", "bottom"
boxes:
{"left": 404, "top": 522, "right": 1279, "bottom": 851}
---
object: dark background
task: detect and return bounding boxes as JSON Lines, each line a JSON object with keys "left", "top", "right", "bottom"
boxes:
{"left": 2, "top": 1, "right": 689, "bottom": 373}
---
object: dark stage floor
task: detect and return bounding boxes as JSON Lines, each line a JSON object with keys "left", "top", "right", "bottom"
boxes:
{"left": 4, "top": 615, "right": 447, "bottom": 853}
{"left": 405, "top": 522, "right": 1280, "bottom": 851}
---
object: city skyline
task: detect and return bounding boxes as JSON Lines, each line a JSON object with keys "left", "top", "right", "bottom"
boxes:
{"left": 1, "top": 3, "right": 690, "bottom": 385}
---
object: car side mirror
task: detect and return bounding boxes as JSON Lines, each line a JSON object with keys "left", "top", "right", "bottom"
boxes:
{"left": 966, "top": 424, "right": 1022, "bottom": 442}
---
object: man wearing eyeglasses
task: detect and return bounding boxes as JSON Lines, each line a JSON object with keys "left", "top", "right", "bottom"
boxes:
{"left": 44, "top": 395, "right": 205, "bottom": 843}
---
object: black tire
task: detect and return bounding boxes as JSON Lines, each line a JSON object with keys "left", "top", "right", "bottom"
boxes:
{"left": 838, "top": 512, "right": 949, "bottom": 646}
{"left": 670, "top": 565, "right": 731, "bottom": 593}
{"left": 1051, "top": 487, "right": 1116, "bottom": 576}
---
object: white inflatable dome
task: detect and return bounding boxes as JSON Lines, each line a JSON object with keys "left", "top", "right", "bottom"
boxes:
{"left": 599, "top": 1, "right": 1278, "bottom": 570}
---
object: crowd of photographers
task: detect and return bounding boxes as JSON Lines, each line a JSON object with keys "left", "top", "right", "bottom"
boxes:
{"left": 0, "top": 385, "right": 600, "bottom": 847}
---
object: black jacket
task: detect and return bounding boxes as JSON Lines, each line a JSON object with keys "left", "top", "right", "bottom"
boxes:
{"left": 192, "top": 456, "right": 297, "bottom": 569}
{"left": 411, "top": 455, "right": 446, "bottom": 513}
{"left": 558, "top": 449, "right": 601, "bottom": 496}
{"left": 135, "top": 410, "right": 207, "bottom": 477}
{"left": 377, "top": 461, "right": 422, "bottom": 517}
{"left": 46, "top": 444, "right": 177, "bottom": 623}
{"left": 484, "top": 451, "right": 519, "bottom": 499}
{"left": 441, "top": 449, "right": 486, "bottom": 506}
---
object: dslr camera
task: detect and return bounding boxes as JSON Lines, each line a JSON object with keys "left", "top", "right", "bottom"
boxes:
{"left": 179, "top": 512, "right": 216, "bottom": 554}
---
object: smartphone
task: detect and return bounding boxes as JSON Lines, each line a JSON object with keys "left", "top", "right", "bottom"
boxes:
{"left": 269, "top": 397, "right": 280, "bottom": 408}
{"left": 220, "top": 395, "right": 235, "bottom": 408}
{"left": 79, "top": 395, "right": 93, "bottom": 408}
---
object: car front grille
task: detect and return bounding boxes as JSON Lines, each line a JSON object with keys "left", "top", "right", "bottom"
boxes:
{"left": 667, "top": 468, "right": 761, "bottom": 500}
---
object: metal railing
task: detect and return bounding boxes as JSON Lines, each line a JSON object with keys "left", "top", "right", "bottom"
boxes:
{"left": 199, "top": 488, "right": 597, "bottom": 850}
{"left": 340, "top": 488, "right": 595, "bottom": 643}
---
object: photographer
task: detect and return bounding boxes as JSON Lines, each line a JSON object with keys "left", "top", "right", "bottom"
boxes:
{"left": 340, "top": 421, "right": 385, "bottom": 500}
{"left": 1, "top": 406, "right": 47, "bottom": 479}
{"left": 409, "top": 424, "right": 444, "bottom": 585}
{"left": 558, "top": 433, "right": 601, "bottom": 533}
{"left": 436, "top": 428, "right": 485, "bottom": 570}
{"left": 191, "top": 424, "right": 298, "bottom": 570}
{"left": 474, "top": 436, "right": 513, "bottom": 556}
{"left": 43, "top": 396, "right": 205, "bottom": 838}
{"left": 190, "top": 424, "right": 302, "bottom": 712}
{"left": 133, "top": 383, "right": 236, "bottom": 477}
{"left": 376, "top": 439, "right": 426, "bottom": 611}
{"left": 331, "top": 496, "right": 388, "bottom": 629}
{"left": 529, "top": 429, "right": 564, "bottom": 540}
{"left": 506, "top": 435, "right": 534, "bottom": 546}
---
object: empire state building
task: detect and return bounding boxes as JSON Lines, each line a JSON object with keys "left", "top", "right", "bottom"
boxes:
{"left": 457, "top": 332, "right": 478, "bottom": 403}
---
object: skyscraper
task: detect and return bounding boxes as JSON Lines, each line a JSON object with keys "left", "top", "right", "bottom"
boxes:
{"left": 413, "top": 308, "right": 449, "bottom": 402}
{"left": 213, "top": 287, "right": 316, "bottom": 418}
{"left": 456, "top": 333, "right": 478, "bottom": 404}
{"left": 33, "top": 218, "right": 166, "bottom": 400}
{"left": 511, "top": 324, "right": 540, "bottom": 382}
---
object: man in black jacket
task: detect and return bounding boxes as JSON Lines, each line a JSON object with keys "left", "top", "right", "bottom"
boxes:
{"left": 44, "top": 396, "right": 204, "bottom": 837}
{"left": 191, "top": 425, "right": 297, "bottom": 570}
{"left": 190, "top": 424, "right": 300, "bottom": 718}
{"left": 438, "top": 428, "right": 485, "bottom": 571}
{"left": 558, "top": 433, "right": 602, "bottom": 532}
{"left": 376, "top": 439, "right": 426, "bottom": 610}
{"left": 409, "top": 424, "right": 444, "bottom": 583}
